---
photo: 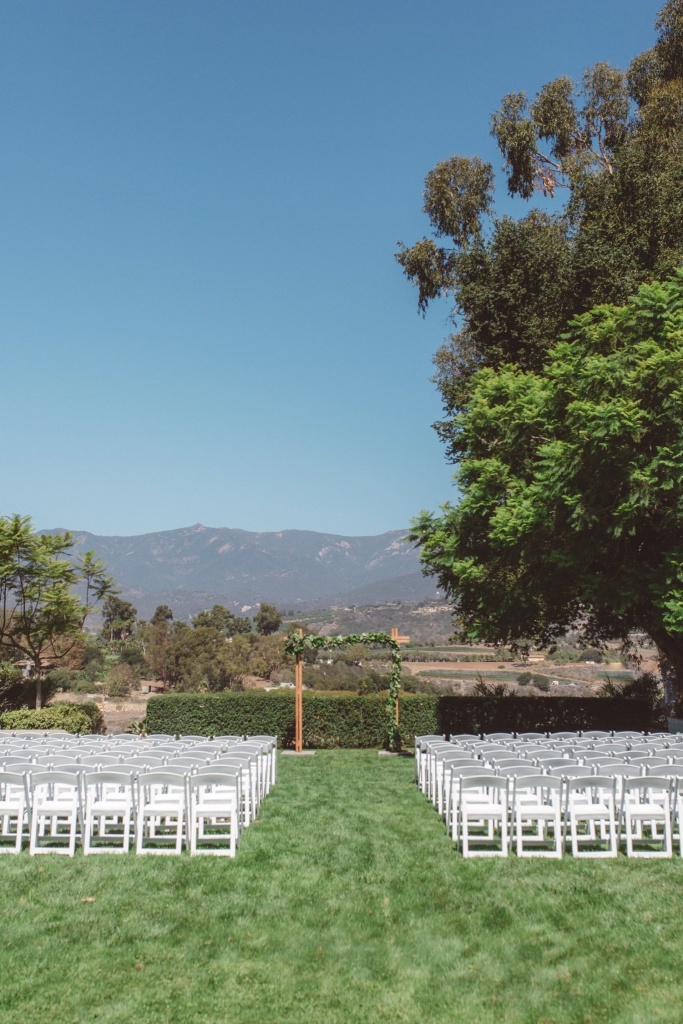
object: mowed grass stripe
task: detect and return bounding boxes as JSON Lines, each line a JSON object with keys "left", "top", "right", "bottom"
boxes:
{"left": 0, "top": 750, "right": 682, "bottom": 1024}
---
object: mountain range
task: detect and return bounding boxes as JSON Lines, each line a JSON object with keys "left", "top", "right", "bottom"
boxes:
{"left": 52, "top": 524, "right": 439, "bottom": 619}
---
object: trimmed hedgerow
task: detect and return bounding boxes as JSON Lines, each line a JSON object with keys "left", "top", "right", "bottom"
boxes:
{"left": 145, "top": 692, "right": 654, "bottom": 747}
{"left": 0, "top": 702, "right": 94, "bottom": 734}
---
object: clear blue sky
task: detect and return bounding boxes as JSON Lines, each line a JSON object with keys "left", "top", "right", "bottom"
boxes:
{"left": 1, "top": 0, "right": 662, "bottom": 537}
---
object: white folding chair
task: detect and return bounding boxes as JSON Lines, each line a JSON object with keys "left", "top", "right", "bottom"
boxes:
{"left": 619, "top": 777, "right": 673, "bottom": 858}
{"left": 512, "top": 775, "right": 563, "bottom": 858}
{"left": 136, "top": 770, "right": 187, "bottom": 855}
{"left": 564, "top": 776, "right": 618, "bottom": 858}
{"left": 0, "top": 771, "right": 30, "bottom": 853}
{"left": 188, "top": 769, "right": 241, "bottom": 856}
{"left": 458, "top": 776, "right": 509, "bottom": 857}
{"left": 213, "top": 756, "right": 257, "bottom": 826}
{"left": 29, "top": 770, "right": 83, "bottom": 857}
{"left": 83, "top": 770, "right": 137, "bottom": 855}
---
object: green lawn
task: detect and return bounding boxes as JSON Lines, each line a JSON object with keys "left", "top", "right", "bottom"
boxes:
{"left": 2, "top": 750, "right": 683, "bottom": 1024}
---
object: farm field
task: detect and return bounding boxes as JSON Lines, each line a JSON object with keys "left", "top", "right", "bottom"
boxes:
{"left": 2, "top": 751, "right": 683, "bottom": 1023}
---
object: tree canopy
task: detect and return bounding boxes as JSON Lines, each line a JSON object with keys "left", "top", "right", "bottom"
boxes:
{"left": 254, "top": 603, "right": 283, "bottom": 636}
{"left": 409, "top": 275, "right": 683, "bottom": 699}
{"left": 192, "top": 604, "right": 252, "bottom": 636}
{"left": 101, "top": 596, "right": 137, "bottom": 642}
{"left": 398, "top": 0, "right": 683, "bottom": 437}
{"left": 0, "top": 515, "right": 116, "bottom": 707}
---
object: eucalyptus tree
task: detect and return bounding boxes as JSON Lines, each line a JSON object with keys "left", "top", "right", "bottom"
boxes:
{"left": 398, "top": 0, "right": 683, "bottom": 439}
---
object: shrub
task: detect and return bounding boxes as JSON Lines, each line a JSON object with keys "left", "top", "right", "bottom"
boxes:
{"left": 517, "top": 672, "right": 532, "bottom": 686}
{"left": 532, "top": 674, "right": 550, "bottom": 692}
{"left": 104, "top": 663, "right": 133, "bottom": 699}
{"left": 45, "top": 667, "right": 75, "bottom": 692}
{"left": 77, "top": 700, "right": 105, "bottom": 734}
{"left": 0, "top": 702, "right": 92, "bottom": 734}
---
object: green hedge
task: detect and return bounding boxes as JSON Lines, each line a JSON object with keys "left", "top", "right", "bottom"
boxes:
{"left": 0, "top": 700, "right": 105, "bottom": 735}
{"left": 145, "top": 692, "right": 654, "bottom": 747}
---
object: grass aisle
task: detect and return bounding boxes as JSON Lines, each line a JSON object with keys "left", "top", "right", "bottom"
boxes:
{"left": 1, "top": 751, "right": 683, "bottom": 1024}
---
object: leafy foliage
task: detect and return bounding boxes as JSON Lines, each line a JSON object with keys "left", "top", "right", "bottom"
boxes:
{"left": 0, "top": 701, "right": 93, "bottom": 734}
{"left": 399, "top": 1, "right": 683, "bottom": 417}
{"left": 284, "top": 632, "right": 403, "bottom": 749}
{"left": 254, "top": 603, "right": 282, "bottom": 636}
{"left": 145, "top": 692, "right": 655, "bottom": 744}
{"left": 101, "top": 597, "right": 137, "bottom": 641}
{"left": 411, "top": 274, "right": 683, "bottom": 698}
{"left": 0, "top": 515, "right": 116, "bottom": 707}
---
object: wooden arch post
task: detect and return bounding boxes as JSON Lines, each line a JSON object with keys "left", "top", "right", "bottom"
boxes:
{"left": 283, "top": 629, "right": 406, "bottom": 752}
{"left": 294, "top": 628, "right": 303, "bottom": 753}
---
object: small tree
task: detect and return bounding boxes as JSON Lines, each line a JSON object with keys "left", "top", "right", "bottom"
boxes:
{"left": 101, "top": 596, "right": 137, "bottom": 642}
{"left": 254, "top": 603, "right": 282, "bottom": 636}
{"left": 0, "top": 515, "right": 116, "bottom": 708}
{"left": 150, "top": 604, "right": 173, "bottom": 626}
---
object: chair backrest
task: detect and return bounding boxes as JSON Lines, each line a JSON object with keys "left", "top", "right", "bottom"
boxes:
{"left": 622, "top": 776, "right": 672, "bottom": 797}
{"left": 568, "top": 775, "right": 616, "bottom": 794}
{"left": 547, "top": 764, "right": 594, "bottom": 779}
{"left": 178, "top": 735, "right": 210, "bottom": 743}
{"left": 452, "top": 766, "right": 498, "bottom": 781}
{"left": 449, "top": 734, "right": 479, "bottom": 742}
{"left": 534, "top": 757, "right": 576, "bottom": 769}
{"left": 513, "top": 774, "right": 561, "bottom": 794}
{"left": 30, "top": 769, "right": 83, "bottom": 789}
{"left": 517, "top": 733, "right": 547, "bottom": 740}
{"left": 137, "top": 770, "right": 188, "bottom": 789}
{"left": 654, "top": 764, "right": 683, "bottom": 779}
{"left": 628, "top": 756, "right": 668, "bottom": 769}
{"left": 169, "top": 756, "right": 211, "bottom": 769}
{"left": 191, "top": 768, "right": 242, "bottom": 785}
{"left": 83, "top": 769, "right": 137, "bottom": 788}
{"left": 0, "top": 770, "right": 30, "bottom": 793}
{"left": 487, "top": 758, "right": 529, "bottom": 770}
{"left": 442, "top": 756, "right": 480, "bottom": 769}
{"left": 123, "top": 756, "right": 166, "bottom": 768}
{"left": 595, "top": 765, "right": 640, "bottom": 779}
{"left": 498, "top": 765, "right": 544, "bottom": 779}
{"left": 80, "top": 754, "right": 123, "bottom": 767}
{"left": 460, "top": 776, "right": 509, "bottom": 795}
{"left": 548, "top": 732, "right": 580, "bottom": 741}
{"left": 483, "top": 733, "right": 514, "bottom": 741}
{"left": 581, "top": 731, "right": 612, "bottom": 739}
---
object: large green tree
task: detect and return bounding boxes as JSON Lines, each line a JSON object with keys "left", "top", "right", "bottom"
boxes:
{"left": 0, "top": 515, "right": 116, "bottom": 707}
{"left": 192, "top": 604, "right": 252, "bottom": 636}
{"left": 398, "top": 0, "right": 683, "bottom": 441}
{"left": 101, "top": 596, "right": 137, "bottom": 642}
{"left": 409, "top": 276, "right": 683, "bottom": 702}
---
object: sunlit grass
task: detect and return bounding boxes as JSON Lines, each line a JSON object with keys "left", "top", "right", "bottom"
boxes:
{"left": 1, "top": 750, "right": 682, "bottom": 1023}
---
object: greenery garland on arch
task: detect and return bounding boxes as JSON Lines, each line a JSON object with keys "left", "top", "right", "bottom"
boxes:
{"left": 283, "top": 631, "right": 403, "bottom": 750}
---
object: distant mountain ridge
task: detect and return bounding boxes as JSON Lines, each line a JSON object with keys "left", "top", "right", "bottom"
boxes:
{"left": 48, "top": 523, "right": 438, "bottom": 619}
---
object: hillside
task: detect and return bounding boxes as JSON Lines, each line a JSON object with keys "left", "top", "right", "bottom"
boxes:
{"left": 47, "top": 523, "right": 440, "bottom": 618}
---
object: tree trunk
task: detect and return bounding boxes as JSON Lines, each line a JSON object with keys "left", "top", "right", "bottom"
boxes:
{"left": 648, "top": 628, "right": 683, "bottom": 710}
{"left": 34, "top": 662, "right": 43, "bottom": 711}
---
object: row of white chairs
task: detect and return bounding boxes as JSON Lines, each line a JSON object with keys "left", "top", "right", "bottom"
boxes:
{"left": 0, "top": 733, "right": 277, "bottom": 857}
{"left": 416, "top": 732, "right": 683, "bottom": 858}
